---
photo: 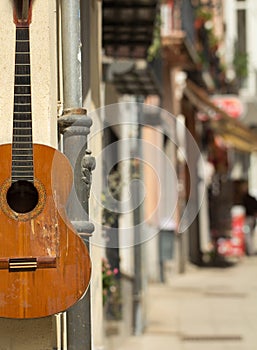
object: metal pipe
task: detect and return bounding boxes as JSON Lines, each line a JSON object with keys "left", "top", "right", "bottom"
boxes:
{"left": 61, "top": 0, "right": 82, "bottom": 109}
{"left": 132, "top": 98, "right": 145, "bottom": 335}
{"left": 60, "top": 1, "right": 93, "bottom": 350}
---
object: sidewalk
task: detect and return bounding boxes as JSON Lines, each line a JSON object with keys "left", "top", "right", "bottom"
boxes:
{"left": 117, "top": 256, "right": 257, "bottom": 350}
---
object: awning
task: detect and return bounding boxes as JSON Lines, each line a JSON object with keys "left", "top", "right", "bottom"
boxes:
{"left": 184, "top": 80, "right": 257, "bottom": 153}
{"left": 102, "top": 0, "right": 158, "bottom": 59}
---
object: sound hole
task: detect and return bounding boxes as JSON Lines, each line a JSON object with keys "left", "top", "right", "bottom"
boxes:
{"left": 7, "top": 180, "right": 39, "bottom": 213}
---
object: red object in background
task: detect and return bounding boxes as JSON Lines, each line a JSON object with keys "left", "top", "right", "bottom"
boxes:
{"left": 217, "top": 206, "right": 245, "bottom": 257}
{"left": 197, "top": 95, "right": 245, "bottom": 121}
{"left": 211, "top": 95, "right": 245, "bottom": 119}
{"left": 230, "top": 206, "right": 245, "bottom": 256}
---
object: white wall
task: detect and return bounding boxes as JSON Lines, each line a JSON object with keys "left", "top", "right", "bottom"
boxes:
{"left": 224, "top": 0, "right": 257, "bottom": 99}
{"left": 0, "top": 1, "right": 58, "bottom": 146}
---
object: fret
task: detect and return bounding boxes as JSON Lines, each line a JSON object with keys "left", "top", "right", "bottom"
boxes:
{"left": 14, "top": 90, "right": 31, "bottom": 97}
{"left": 14, "top": 74, "right": 30, "bottom": 82}
{"left": 14, "top": 103, "right": 31, "bottom": 105}
{"left": 13, "top": 126, "right": 32, "bottom": 130}
{"left": 12, "top": 164, "right": 33, "bottom": 167}
{"left": 12, "top": 168, "right": 34, "bottom": 171}
{"left": 12, "top": 166, "right": 33, "bottom": 170}
{"left": 13, "top": 122, "right": 32, "bottom": 125}
{"left": 12, "top": 153, "right": 33, "bottom": 156}
{"left": 13, "top": 120, "right": 31, "bottom": 124}
{"left": 12, "top": 149, "right": 33, "bottom": 154}
{"left": 12, "top": 176, "right": 34, "bottom": 181}
{"left": 12, "top": 168, "right": 33, "bottom": 172}
{"left": 12, "top": 142, "right": 32, "bottom": 146}
{"left": 12, "top": 169, "right": 34, "bottom": 173}
{"left": 12, "top": 149, "right": 33, "bottom": 152}
{"left": 14, "top": 84, "right": 30, "bottom": 87}
{"left": 12, "top": 160, "right": 33, "bottom": 164}
{"left": 13, "top": 122, "right": 32, "bottom": 126}
{"left": 12, "top": 165, "right": 33, "bottom": 169}
{"left": 12, "top": 158, "right": 33, "bottom": 162}
{"left": 13, "top": 120, "right": 31, "bottom": 125}
{"left": 14, "top": 109, "right": 31, "bottom": 115}
{"left": 13, "top": 112, "right": 31, "bottom": 115}
{"left": 12, "top": 170, "right": 33, "bottom": 173}
{"left": 13, "top": 127, "right": 32, "bottom": 129}
{"left": 13, "top": 141, "right": 32, "bottom": 145}
{"left": 13, "top": 135, "right": 32, "bottom": 139}
{"left": 14, "top": 102, "right": 31, "bottom": 106}
{"left": 13, "top": 137, "right": 32, "bottom": 142}
{"left": 13, "top": 136, "right": 32, "bottom": 140}
{"left": 12, "top": 167, "right": 33, "bottom": 171}
{"left": 12, "top": 176, "right": 34, "bottom": 178}
{"left": 14, "top": 92, "right": 31, "bottom": 98}
{"left": 12, "top": 152, "right": 33, "bottom": 157}
{"left": 13, "top": 142, "right": 32, "bottom": 147}
{"left": 13, "top": 133, "right": 32, "bottom": 137}
{"left": 11, "top": 167, "right": 33, "bottom": 170}
{"left": 13, "top": 117, "right": 32, "bottom": 122}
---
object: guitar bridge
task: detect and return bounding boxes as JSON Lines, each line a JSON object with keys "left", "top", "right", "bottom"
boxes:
{"left": 9, "top": 258, "right": 37, "bottom": 272}
{"left": 0, "top": 257, "right": 56, "bottom": 272}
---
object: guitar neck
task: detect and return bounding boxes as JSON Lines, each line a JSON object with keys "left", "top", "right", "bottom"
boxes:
{"left": 12, "top": 26, "right": 33, "bottom": 183}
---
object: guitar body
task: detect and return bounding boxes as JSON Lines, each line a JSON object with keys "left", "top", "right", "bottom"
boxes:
{"left": 0, "top": 143, "right": 91, "bottom": 319}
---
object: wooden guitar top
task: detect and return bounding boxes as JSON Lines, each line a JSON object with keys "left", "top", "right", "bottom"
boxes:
{"left": 0, "top": 143, "right": 91, "bottom": 318}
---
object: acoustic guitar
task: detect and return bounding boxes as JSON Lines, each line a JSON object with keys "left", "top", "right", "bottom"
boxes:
{"left": 0, "top": 0, "right": 91, "bottom": 318}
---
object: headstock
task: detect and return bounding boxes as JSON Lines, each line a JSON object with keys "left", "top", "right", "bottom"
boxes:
{"left": 13, "top": 0, "right": 33, "bottom": 26}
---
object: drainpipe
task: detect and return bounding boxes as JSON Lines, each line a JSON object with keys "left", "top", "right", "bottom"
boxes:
{"left": 58, "top": 1, "right": 95, "bottom": 350}
{"left": 132, "top": 98, "right": 145, "bottom": 335}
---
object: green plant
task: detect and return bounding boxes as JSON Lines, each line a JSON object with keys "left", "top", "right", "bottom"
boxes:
{"left": 233, "top": 50, "right": 248, "bottom": 80}
{"left": 195, "top": 7, "right": 213, "bottom": 22}
{"left": 102, "top": 258, "right": 119, "bottom": 306}
{"left": 147, "top": 13, "right": 162, "bottom": 62}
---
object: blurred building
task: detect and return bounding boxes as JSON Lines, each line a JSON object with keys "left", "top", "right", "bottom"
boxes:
{"left": 223, "top": 0, "right": 257, "bottom": 195}
{"left": 101, "top": 0, "right": 257, "bottom": 348}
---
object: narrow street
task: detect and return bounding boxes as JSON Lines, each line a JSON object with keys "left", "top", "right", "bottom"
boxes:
{"left": 117, "top": 256, "right": 257, "bottom": 350}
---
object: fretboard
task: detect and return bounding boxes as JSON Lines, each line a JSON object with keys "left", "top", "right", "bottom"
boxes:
{"left": 12, "top": 26, "right": 33, "bottom": 183}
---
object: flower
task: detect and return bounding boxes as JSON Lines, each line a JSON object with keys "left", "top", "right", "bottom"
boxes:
{"left": 102, "top": 258, "right": 119, "bottom": 305}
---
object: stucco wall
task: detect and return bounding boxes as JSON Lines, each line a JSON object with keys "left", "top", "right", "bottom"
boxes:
{"left": 0, "top": 0, "right": 57, "bottom": 146}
